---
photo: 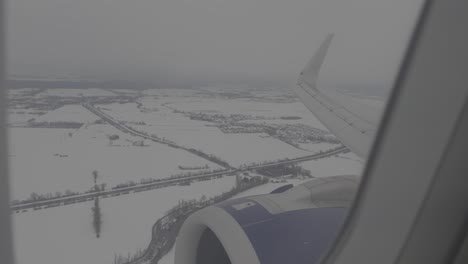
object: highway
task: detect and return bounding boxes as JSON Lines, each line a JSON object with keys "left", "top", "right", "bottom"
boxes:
{"left": 240, "top": 146, "right": 347, "bottom": 170}
{"left": 10, "top": 145, "right": 347, "bottom": 212}
{"left": 11, "top": 170, "right": 227, "bottom": 212}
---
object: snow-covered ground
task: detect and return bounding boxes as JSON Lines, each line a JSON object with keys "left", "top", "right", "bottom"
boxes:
{"left": 159, "top": 246, "right": 176, "bottom": 264}
{"left": 167, "top": 98, "right": 323, "bottom": 120}
{"left": 36, "top": 88, "right": 116, "bottom": 97}
{"left": 142, "top": 88, "right": 204, "bottom": 97}
{"left": 300, "top": 152, "right": 363, "bottom": 177}
{"left": 7, "top": 104, "right": 100, "bottom": 126}
{"left": 12, "top": 176, "right": 236, "bottom": 264}
{"left": 7, "top": 88, "right": 40, "bottom": 97}
{"left": 159, "top": 97, "right": 327, "bottom": 132}
{"left": 8, "top": 86, "right": 369, "bottom": 264}
{"left": 97, "top": 98, "right": 336, "bottom": 167}
{"left": 34, "top": 104, "right": 101, "bottom": 123}
{"left": 110, "top": 89, "right": 141, "bottom": 95}
{"left": 7, "top": 109, "right": 42, "bottom": 124}
{"left": 137, "top": 127, "right": 314, "bottom": 167}
{"left": 227, "top": 153, "right": 363, "bottom": 200}
{"left": 8, "top": 125, "right": 221, "bottom": 200}
{"left": 99, "top": 96, "right": 326, "bottom": 131}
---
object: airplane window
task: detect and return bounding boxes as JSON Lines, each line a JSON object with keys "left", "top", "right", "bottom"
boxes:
{"left": 5, "top": 0, "right": 424, "bottom": 263}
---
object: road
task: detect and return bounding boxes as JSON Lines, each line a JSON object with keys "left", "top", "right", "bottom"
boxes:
{"left": 82, "top": 103, "right": 233, "bottom": 169}
{"left": 11, "top": 170, "right": 228, "bottom": 212}
{"left": 241, "top": 146, "right": 348, "bottom": 170}
{"left": 12, "top": 102, "right": 347, "bottom": 212}
{"left": 10, "top": 145, "right": 347, "bottom": 212}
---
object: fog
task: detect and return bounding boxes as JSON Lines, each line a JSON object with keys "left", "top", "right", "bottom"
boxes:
{"left": 7, "top": 0, "right": 423, "bottom": 90}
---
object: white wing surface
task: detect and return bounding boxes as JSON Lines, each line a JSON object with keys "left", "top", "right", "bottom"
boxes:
{"left": 294, "top": 34, "right": 383, "bottom": 159}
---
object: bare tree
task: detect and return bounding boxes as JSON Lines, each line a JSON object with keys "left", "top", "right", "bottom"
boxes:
{"left": 92, "top": 170, "right": 98, "bottom": 185}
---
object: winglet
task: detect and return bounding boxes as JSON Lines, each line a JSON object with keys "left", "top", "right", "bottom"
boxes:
{"left": 294, "top": 34, "right": 377, "bottom": 159}
{"left": 299, "top": 34, "right": 334, "bottom": 88}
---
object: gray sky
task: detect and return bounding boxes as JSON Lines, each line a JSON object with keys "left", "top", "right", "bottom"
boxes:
{"left": 7, "top": 0, "right": 423, "bottom": 89}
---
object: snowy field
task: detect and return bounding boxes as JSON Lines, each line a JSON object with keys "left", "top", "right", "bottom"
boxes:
{"left": 167, "top": 98, "right": 325, "bottom": 122}
{"left": 7, "top": 110, "right": 41, "bottom": 124}
{"left": 8, "top": 125, "right": 221, "bottom": 200}
{"left": 8, "top": 86, "right": 369, "bottom": 264}
{"left": 12, "top": 176, "right": 236, "bottom": 264}
{"left": 142, "top": 88, "right": 206, "bottom": 97}
{"left": 99, "top": 96, "right": 327, "bottom": 130}
{"left": 110, "top": 89, "right": 141, "bottom": 95}
{"left": 300, "top": 152, "right": 363, "bottom": 177}
{"left": 97, "top": 97, "right": 337, "bottom": 167}
{"left": 159, "top": 246, "right": 176, "bottom": 264}
{"left": 136, "top": 126, "right": 314, "bottom": 167}
{"left": 7, "top": 88, "right": 40, "bottom": 97}
{"left": 33, "top": 104, "right": 101, "bottom": 123}
{"left": 36, "top": 88, "right": 117, "bottom": 97}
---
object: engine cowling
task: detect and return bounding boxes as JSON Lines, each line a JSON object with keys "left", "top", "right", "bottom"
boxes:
{"left": 175, "top": 175, "right": 359, "bottom": 264}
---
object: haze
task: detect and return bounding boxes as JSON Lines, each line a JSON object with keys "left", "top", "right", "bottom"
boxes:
{"left": 7, "top": 0, "right": 423, "bottom": 90}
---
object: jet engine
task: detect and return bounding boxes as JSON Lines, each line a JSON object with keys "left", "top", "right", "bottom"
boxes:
{"left": 174, "top": 175, "right": 359, "bottom": 264}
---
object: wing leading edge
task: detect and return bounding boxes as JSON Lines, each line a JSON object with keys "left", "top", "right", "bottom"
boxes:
{"left": 294, "top": 34, "right": 381, "bottom": 159}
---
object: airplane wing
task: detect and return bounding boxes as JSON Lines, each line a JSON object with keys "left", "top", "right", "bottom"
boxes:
{"left": 174, "top": 35, "right": 368, "bottom": 264}
{"left": 293, "top": 34, "right": 382, "bottom": 159}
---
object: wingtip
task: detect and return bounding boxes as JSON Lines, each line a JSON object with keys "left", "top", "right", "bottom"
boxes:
{"left": 299, "top": 33, "right": 334, "bottom": 88}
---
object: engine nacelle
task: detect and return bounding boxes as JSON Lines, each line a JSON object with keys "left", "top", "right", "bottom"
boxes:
{"left": 175, "top": 175, "right": 359, "bottom": 264}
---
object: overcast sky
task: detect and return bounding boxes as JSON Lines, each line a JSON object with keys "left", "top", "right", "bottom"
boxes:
{"left": 6, "top": 0, "right": 423, "bottom": 89}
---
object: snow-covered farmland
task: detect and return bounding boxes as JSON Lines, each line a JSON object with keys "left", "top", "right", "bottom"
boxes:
{"left": 33, "top": 104, "right": 101, "bottom": 123}
{"left": 300, "top": 152, "right": 363, "bottom": 177}
{"left": 8, "top": 86, "right": 370, "bottom": 264}
{"left": 110, "top": 89, "right": 141, "bottom": 95}
{"left": 12, "top": 176, "right": 236, "bottom": 264}
{"left": 7, "top": 88, "right": 40, "bottom": 97}
{"left": 166, "top": 98, "right": 327, "bottom": 128}
{"left": 8, "top": 125, "right": 221, "bottom": 200}
{"left": 159, "top": 246, "right": 176, "bottom": 264}
{"left": 37, "top": 88, "right": 116, "bottom": 97}
{"left": 136, "top": 126, "right": 313, "bottom": 167}
{"left": 96, "top": 98, "right": 337, "bottom": 167}
{"left": 142, "top": 88, "right": 204, "bottom": 97}
{"left": 7, "top": 110, "right": 42, "bottom": 125}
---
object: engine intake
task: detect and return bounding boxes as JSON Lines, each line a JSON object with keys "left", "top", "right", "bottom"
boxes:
{"left": 175, "top": 175, "right": 359, "bottom": 264}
